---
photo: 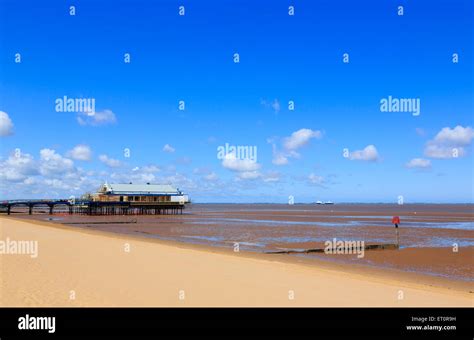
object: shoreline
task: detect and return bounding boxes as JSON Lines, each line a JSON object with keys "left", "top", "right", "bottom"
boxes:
{"left": 8, "top": 208, "right": 474, "bottom": 283}
{"left": 1, "top": 215, "right": 473, "bottom": 307}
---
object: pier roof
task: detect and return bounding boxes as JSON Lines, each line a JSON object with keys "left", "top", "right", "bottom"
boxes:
{"left": 101, "top": 183, "right": 180, "bottom": 195}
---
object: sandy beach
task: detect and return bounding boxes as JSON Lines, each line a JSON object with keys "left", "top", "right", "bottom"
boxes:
{"left": 1, "top": 216, "right": 472, "bottom": 307}
{"left": 13, "top": 203, "right": 474, "bottom": 281}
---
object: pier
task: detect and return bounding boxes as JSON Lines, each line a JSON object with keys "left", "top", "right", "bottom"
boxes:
{"left": 0, "top": 183, "right": 189, "bottom": 216}
{"left": 0, "top": 199, "right": 185, "bottom": 216}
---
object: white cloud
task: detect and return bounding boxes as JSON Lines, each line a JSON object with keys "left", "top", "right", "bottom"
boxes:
{"left": 271, "top": 99, "right": 281, "bottom": 113}
{"left": 406, "top": 158, "right": 431, "bottom": 169}
{"left": 262, "top": 171, "right": 280, "bottom": 182}
{"left": 222, "top": 152, "right": 261, "bottom": 172}
{"left": 193, "top": 167, "right": 219, "bottom": 182}
{"left": 0, "top": 111, "right": 14, "bottom": 137}
{"left": 77, "top": 109, "right": 117, "bottom": 126}
{"left": 348, "top": 145, "right": 379, "bottom": 162}
{"left": 283, "top": 128, "right": 322, "bottom": 150}
{"left": 424, "top": 126, "right": 474, "bottom": 159}
{"left": 270, "top": 128, "right": 322, "bottom": 165}
{"left": 39, "top": 149, "right": 74, "bottom": 175}
{"left": 102, "top": 167, "right": 200, "bottom": 194}
{"left": 261, "top": 99, "right": 281, "bottom": 113}
{"left": 43, "top": 178, "right": 77, "bottom": 191}
{"left": 175, "top": 156, "right": 192, "bottom": 165}
{"left": 99, "top": 154, "right": 121, "bottom": 168}
{"left": 0, "top": 152, "right": 38, "bottom": 182}
{"left": 159, "top": 173, "right": 198, "bottom": 191}
{"left": 424, "top": 144, "right": 465, "bottom": 159}
{"left": 432, "top": 125, "right": 474, "bottom": 145}
{"left": 66, "top": 144, "right": 92, "bottom": 161}
{"left": 308, "top": 173, "right": 324, "bottom": 185}
{"left": 0, "top": 148, "right": 101, "bottom": 198}
{"left": 233, "top": 170, "right": 281, "bottom": 182}
{"left": 23, "top": 177, "right": 37, "bottom": 185}
{"left": 136, "top": 173, "right": 155, "bottom": 183}
{"left": 204, "top": 172, "right": 218, "bottom": 181}
{"left": 238, "top": 171, "right": 261, "bottom": 180}
{"left": 109, "top": 170, "right": 156, "bottom": 184}
{"left": 272, "top": 153, "right": 288, "bottom": 165}
{"left": 193, "top": 167, "right": 207, "bottom": 175}
{"left": 163, "top": 144, "right": 175, "bottom": 153}
{"left": 141, "top": 165, "right": 161, "bottom": 173}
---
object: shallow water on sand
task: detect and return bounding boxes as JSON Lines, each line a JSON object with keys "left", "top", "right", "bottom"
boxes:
{"left": 13, "top": 203, "right": 474, "bottom": 281}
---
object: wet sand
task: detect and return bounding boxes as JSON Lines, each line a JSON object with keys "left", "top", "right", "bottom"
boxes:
{"left": 12, "top": 203, "right": 473, "bottom": 282}
{"left": 1, "top": 216, "right": 472, "bottom": 307}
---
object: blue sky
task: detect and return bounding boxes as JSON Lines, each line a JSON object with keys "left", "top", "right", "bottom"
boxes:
{"left": 0, "top": 0, "right": 473, "bottom": 203}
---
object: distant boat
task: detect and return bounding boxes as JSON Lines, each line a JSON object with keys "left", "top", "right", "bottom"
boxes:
{"left": 316, "top": 200, "right": 334, "bottom": 205}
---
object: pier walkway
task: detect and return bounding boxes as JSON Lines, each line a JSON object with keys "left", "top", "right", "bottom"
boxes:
{"left": 0, "top": 199, "right": 185, "bottom": 215}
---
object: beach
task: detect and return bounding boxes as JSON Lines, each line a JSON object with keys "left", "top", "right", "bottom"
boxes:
{"left": 12, "top": 203, "right": 474, "bottom": 280}
{"left": 1, "top": 214, "right": 473, "bottom": 307}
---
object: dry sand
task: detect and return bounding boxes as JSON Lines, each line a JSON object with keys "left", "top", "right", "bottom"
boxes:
{"left": 0, "top": 216, "right": 472, "bottom": 307}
